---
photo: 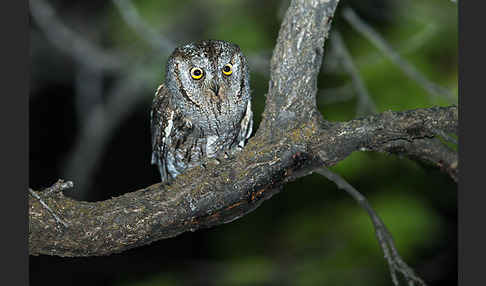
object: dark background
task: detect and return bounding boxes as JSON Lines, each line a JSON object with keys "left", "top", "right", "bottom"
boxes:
{"left": 29, "top": 0, "right": 457, "bottom": 285}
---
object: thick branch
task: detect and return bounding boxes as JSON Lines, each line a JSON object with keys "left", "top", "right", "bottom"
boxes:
{"left": 29, "top": 106, "right": 457, "bottom": 256}
{"left": 259, "top": 0, "right": 340, "bottom": 138}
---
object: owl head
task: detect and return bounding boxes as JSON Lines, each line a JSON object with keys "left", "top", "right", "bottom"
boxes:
{"left": 164, "top": 40, "right": 250, "bottom": 115}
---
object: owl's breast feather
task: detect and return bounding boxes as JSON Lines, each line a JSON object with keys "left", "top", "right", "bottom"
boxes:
{"left": 205, "top": 135, "right": 219, "bottom": 157}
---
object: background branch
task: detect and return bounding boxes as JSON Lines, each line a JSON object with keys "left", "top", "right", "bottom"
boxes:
{"left": 316, "top": 168, "right": 426, "bottom": 286}
{"left": 29, "top": 0, "right": 124, "bottom": 72}
{"left": 62, "top": 66, "right": 157, "bottom": 200}
{"left": 342, "top": 7, "right": 456, "bottom": 102}
{"left": 331, "top": 30, "right": 377, "bottom": 117}
{"left": 112, "top": 0, "right": 175, "bottom": 53}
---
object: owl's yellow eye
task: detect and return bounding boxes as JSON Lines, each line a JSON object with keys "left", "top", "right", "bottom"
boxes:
{"left": 222, "top": 64, "right": 233, "bottom": 76}
{"left": 190, "top": 67, "right": 204, "bottom": 80}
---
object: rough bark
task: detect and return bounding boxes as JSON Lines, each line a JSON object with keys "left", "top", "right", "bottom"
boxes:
{"left": 29, "top": 0, "right": 457, "bottom": 257}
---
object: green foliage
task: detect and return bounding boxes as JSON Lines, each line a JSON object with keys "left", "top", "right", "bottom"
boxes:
{"left": 116, "top": 273, "right": 179, "bottom": 286}
{"left": 208, "top": 15, "right": 273, "bottom": 53}
{"left": 217, "top": 257, "right": 276, "bottom": 286}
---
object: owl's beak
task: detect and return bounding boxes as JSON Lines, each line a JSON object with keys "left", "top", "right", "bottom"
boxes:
{"left": 209, "top": 80, "right": 220, "bottom": 96}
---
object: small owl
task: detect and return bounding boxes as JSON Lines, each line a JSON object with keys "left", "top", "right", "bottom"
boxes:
{"left": 151, "top": 40, "right": 253, "bottom": 183}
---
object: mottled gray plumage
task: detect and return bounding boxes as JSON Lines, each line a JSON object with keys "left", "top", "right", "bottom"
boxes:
{"left": 151, "top": 40, "right": 253, "bottom": 183}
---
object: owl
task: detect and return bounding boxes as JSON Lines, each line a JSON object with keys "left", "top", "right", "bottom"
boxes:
{"left": 151, "top": 40, "right": 253, "bottom": 183}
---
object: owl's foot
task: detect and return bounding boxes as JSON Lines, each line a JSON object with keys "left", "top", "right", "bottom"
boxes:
{"left": 201, "top": 158, "right": 221, "bottom": 170}
{"left": 225, "top": 146, "right": 243, "bottom": 158}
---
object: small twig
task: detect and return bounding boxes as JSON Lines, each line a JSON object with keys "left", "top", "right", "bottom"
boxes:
{"left": 29, "top": 180, "right": 74, "bottom": 228}
{"left": 331, "top": 30, "right": 377, "bottom": 117}
{"left": 112, "top": 0, "right": 175, "bottom": 54}
{"left": 45, "top": 179, "right": 74, "bottom": 195}
{"left": 343, "top": 7, "right": 455, "bottom": 102}
{"left": 29, "top": 189, "right": 68, "bottom": 228}
{"left": 316, "top": 167, "right": 427, "bottom": 286}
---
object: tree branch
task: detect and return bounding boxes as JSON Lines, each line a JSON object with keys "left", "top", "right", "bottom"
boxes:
{"left": 29, "top": 104, "right": 457, "bottom": 256}
{"left": 374, "top": 138, "right": 458, "bottom": 182}
{"left": 259, "top": 0, "right": 340, "bottom": 138}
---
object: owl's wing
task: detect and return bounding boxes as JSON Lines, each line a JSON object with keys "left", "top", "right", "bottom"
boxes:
{"left": 238, "top": 100, "right": 253, "bottom": 148}
{"left": 150, "top": 84, "right": 175, "bottom": 182}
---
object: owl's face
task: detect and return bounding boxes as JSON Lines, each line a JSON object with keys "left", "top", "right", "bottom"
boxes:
{"left": 165, "top": 40, "right": 250, "bottom": 114}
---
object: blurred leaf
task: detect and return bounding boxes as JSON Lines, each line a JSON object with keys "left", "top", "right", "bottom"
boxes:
{"left": 218, "top": 257, "right": 276, "bottom": 286}
{"left": 115, "top": 273, "right": 179, "bottom": 286}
